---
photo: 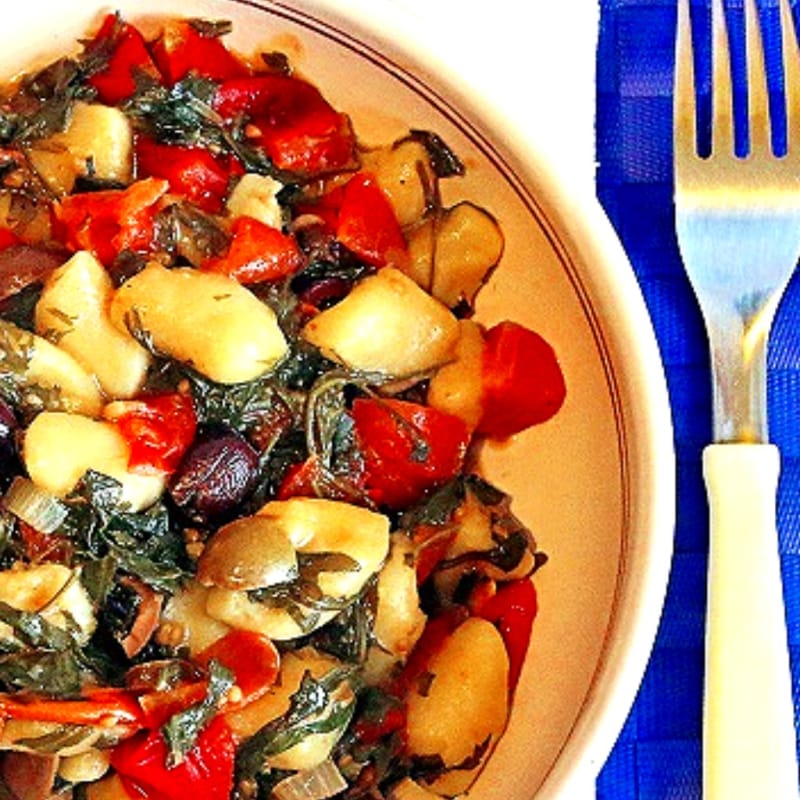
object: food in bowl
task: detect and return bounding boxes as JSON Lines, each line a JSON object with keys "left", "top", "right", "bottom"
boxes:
{"left": 0, "top": 14, "right": 566, "bottom": 800}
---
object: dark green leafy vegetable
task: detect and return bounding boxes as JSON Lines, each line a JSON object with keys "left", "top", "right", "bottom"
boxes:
{"left": 0, "top": 601, "right": 96, "bottom": 696}
{"left": 162, "top": 660, "right": 235, "bottom": 766}
{"left": 235, "top": 667, "right": 355, "bottom": 780}
{"left": 58, "top": 472, "right": 189, "bottom": 592}
{"left": 409, "top": 129, "right": 465, "bottom": 179}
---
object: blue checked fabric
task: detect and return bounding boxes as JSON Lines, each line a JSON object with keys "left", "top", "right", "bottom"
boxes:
{"left": 596, "top": 1, "right": 800, "bottom": 797}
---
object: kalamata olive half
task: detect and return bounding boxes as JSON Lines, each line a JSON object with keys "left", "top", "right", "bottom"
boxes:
{"left": 0, "top": 399, "right": 19, "bottom": 488}
{"left": 197, "top": 515, "right": 298, "bottom": 590}
{"left": 168, "top": 428, "right": 259, "bottom": 524}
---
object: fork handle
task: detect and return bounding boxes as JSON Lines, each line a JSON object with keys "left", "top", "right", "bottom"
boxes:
{"left": 703, "top": 443, "right": 799, "bottom": 799}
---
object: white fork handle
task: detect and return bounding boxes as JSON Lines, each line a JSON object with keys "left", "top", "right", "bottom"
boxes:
{"left": 703, "top": 443, "right": 799, "bottom": 799}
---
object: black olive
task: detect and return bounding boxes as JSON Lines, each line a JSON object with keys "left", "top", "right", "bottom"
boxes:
{"left": 0, "top": 399, "right": 19, "bottom": 489}
{"left": 168, "top": 428, "right": 260, "bottom": 524}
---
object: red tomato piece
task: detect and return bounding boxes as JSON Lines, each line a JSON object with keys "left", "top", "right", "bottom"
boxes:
{"left": 202, "top": 216, "right": 304, "bottom": 284}
{"left": 114, "top": 393, "right": 197, "bottom": 475}
{"left": 213, "top": 75, "right": 356, "bottom": 175}
{"left": 0, "top": 228, "right": 20, "bottom": 250}
{"left": 151, "top": 20, "right": 247, "bottom": 84}
{"left": 473, "top": 578, "right": 538, "bottom": 691}
{"left": 351, "top": 398, "right": 471, "bottom": 509}
{"left": 111, "top": 716, "right": 235, "bottom": 800}
{"left": 136, "top": 137, "right": 231, "bottom": 214}
{"left": 87, "top": 14, "right": 162, "bottom": 105}
{"left": 294, "top": 184, "right": 345, "bottom": 232}
{"left": 195, "top": 630, "right": 280, "bottom": 706}
{"left": 476, "top": 321, "right": 566, "bottom": 439}
{"left": 54, "top": 178, "right": 169, "bottom": 266}
{"left": 336, "top": 172, "right": 408, "bottom": 268}
{"left": 276, "top": 456, "right": 322, "bottom": 500}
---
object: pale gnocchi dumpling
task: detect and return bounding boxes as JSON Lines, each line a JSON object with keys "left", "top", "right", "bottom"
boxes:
{"left": 405, "top": 618, "right": 509, "bottom": 778}
{"left": 109, "top": 262, "right": 288, "bottom": 384}
{"left": 0, "top": 319, "right": 102, "bottom": 416}
{"left": 0, "top": 563, "right": 96, "bottom": 643}
{"left": 22, "top": 411, "right": 165, "bottom": 511}
{"left": 35, "top": 250, "right": 152, "bottom": 399}
{"left": 224, "top": 647, "right": 355, "bottom": 771}
{"left": 226, "top": 173, "right": 284, "bottom": 228}
{"left": 406, "top": 203, "right": 504, "bottom": 308}
{"left": 27, "top": 102, "right": 133, "bottom": 195}
{"left": 426, "top": 319, "right": 486, "bottom": 430}
{"left": 302, "top": 267, "right": 459, "bottom": 377}
{"left": 161, "top": 581, "right": 232, "bottom": 656}
{"left": 365, "top": 535, "right": 427, "bottom": 683}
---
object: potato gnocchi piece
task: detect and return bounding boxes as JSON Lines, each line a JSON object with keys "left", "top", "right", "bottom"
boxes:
{"left": 225, "top": 647, "right": 355, "bottom": 771}
{"left": 27, "top": 102, "right": 133, "bottom": 195}
{"left": 203, "top": 498, "right": 390, "bottom": 640}
{"left": 0, "top": 319, "right": 102, "bottom": 416}
{"left": 426, "top": 319, "right": 486, "bottom": 430}
{"left": 225, "top": 173, "right": 284, "bottom": 228}
{"left": 406, "top": 203, "right": 504, "bottom": 309}
{"left": 429, "top": 203, "right": 504, "bottom": 308}
{"left": 58, "top": 748, "right": 112, "bottom": 784}
{"left": 0, "top": 563, "right": 96, "bottom": 644}
{"left": 35, "top": 250, "right": 151, "bottom": 399}
{"left": 364, "top": 535, "right": 427, "bottom": 683}
{"left": 405, "top": 617, "right": 509, "bottom": 787}
{"left": 22, "top": 411, "right": 165, "bottom": 511}
{"left": 109, "top": 262, "right": 288, "bottom": 384}
{"left": 302, "top": 267, "right": 459, "bottom": 377}
{"left": 161, "top": 581, "right": 231, "bottom": 655}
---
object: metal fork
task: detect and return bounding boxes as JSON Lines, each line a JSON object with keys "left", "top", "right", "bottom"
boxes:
{"left": 674, "top": 0, "right": 800, "bottom": 796}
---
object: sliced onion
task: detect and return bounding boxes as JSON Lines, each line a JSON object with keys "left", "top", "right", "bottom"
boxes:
{"left": 3, "top": 476, "right": 68, "bottom": 533}
{"left": 272, "top": 759, "right": 348, "bottom": 800}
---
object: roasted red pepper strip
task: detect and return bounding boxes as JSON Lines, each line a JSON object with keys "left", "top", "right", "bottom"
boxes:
{"left": 335, "top": 172, "right": 408, "bottom": 268}
{"left": 112, "top": 716, "right": 235, "bottom": 800}
{"left": 473, "top": 578, "right": 538, "bottom": 691}
{"left": 202, "top": 215, "right": 304, "bottom": 283}
{"left": 113, "top": 392, "right": 197, "bottom": 475}
{"left": 213, "top": 75, "right": 356, "bottom": 175}
{"left": 0, "top": 688, "right": 143, "bottom": 727}
{"left": 135, "top": 137, "right": 231, "bottom": 214}
{"left": 352, "top": 397, "right": 471, "bottom": 509}
{"left": 195, "top": 630, "right": 280, "bottom": 705}
{"left": 151, "top": 19, "right": 247, "bottom": 84}
{"left": 86, "top": 14, "right": 162, "bottom": 105}
{"left": 54, "top": 177, "right": 168, "bottom": 266}
{"left": 476, "top": 320, "right": 566, "bottom": 439}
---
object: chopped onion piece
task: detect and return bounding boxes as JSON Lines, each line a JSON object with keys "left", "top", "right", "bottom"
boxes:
{"left": 272, "top": 759, "right": 348, "bottom": 800}
{"left": 3, "top": 476, "right": 68, "bottom": 533}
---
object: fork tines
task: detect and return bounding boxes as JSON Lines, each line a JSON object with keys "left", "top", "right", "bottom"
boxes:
{"left": 675, "top": 0, "right": 800, "bottom": 161}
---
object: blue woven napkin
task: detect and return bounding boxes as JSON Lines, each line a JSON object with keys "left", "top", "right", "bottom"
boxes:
{"left": 595, "top": 1, "right": 800, "bottom": 797}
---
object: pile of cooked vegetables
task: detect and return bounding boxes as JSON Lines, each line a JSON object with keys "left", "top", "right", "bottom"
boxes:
{"left": 0, "top": 13, "right": 566, "bottom": 800}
